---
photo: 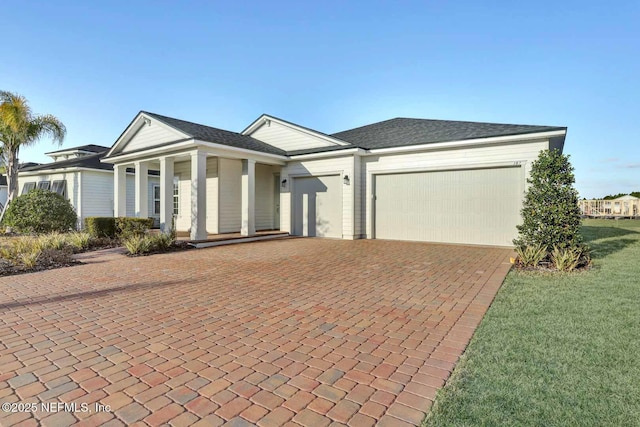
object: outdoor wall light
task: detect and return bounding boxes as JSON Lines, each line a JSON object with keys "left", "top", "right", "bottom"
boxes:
{"left": 281, "top": 179, "right": 287, "bottom": 188}
{"left": 343, "top": 175, "right": 350, "bottom": 185}
{"left": 144, "top": 118, "right": 151, "bottom": 126}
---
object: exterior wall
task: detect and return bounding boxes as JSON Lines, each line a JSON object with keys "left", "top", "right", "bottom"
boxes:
{"left": 280, "top": 155, "right": 356, "bottom": 239}
{"left": 255, "top": 164, "right": 279, "bottom": 230}
{"left": 361, "top": 139, "right": 550, "bottom": 238}
{"left": 81, "top": 171, "right": 114, "bottom": 220}
{"left": 173, "top": 157, "right": 219, "bottom": 233}
{"left": 218, "top": 158, "right": 242, "bottom": 233}
{"left": 121, "top": 121, "right": 185, "bottom": 153}
{"left": 250, "top": 121, "right": 339, "bottom": 152}
{"left": 174, "top": 160, "right": 191, "bottom": 232}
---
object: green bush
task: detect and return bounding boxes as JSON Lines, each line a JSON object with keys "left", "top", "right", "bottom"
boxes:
{"left": 122, "top": 234, "right": 153, "bottom": 255}
{"left": 514, "top": 149, "right": 588, "bottom": 253}
{"left": 116, "top": 217, "right": 154, "bottom": 239}
{"left": 149, "top": 233, "right": 173, "bottom": 251}
{"left": 0, "top": 236, "right": 42, "bottom": 266}
{"left": 66, "top": 232, "right": 92, "bottom": 251}
{"left": 515, "top": 243, "right": 547, "bottom": 268}
{"left": 3, "top": 189, "right": 77, "bottom": 233}
{"left": 84, "top": 217, "right": 116, "bottom": 238}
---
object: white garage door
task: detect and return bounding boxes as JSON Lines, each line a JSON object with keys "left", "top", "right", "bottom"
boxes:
{"left": 293, "top": 175, "right": 343, "bottom": 238}
{"left": 374, "top": 167, "right": 522, "bottom": 246}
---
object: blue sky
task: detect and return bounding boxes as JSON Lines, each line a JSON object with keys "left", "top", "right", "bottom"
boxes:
{"left": 2, "top": 1, "right": 638, "bottom": 198}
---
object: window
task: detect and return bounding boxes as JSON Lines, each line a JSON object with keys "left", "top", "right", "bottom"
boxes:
{"left": 51, "top": 180, "right": 67, "bottom": 198}
{"left": 22, "top": 182, "right": 36, "bottom": 194}
{"left": 173, "top": 177, "right": 179, "bottom": 215}
{"left": 151, "top": 179, "right": 179, "bottom": 215}
{"left": 153, "top": 185, "right": 160, "bottom": 215}
{"left": 37, "top": 181, "right": 51, "bottom": 191}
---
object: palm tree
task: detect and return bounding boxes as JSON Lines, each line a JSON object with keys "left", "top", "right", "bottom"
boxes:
{"left": 0, "top": 91, "right": 66, "bottom": 203}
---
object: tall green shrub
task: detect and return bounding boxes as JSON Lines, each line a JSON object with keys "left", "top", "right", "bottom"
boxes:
{"left": 84, "top": 217, "right": 116, "bottom": 238}
{"left": 514, "top": 149, "right": 585, "bottom": 252}
{"left": 3, "top": 189, "right": 77, "bottom": 233}
{"left": 115, "top": 217, "right": 154, "bottom": 239}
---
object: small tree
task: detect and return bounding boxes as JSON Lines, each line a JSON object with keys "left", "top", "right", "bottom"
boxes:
{"left": 3, "top": 189, "right": 77, "bottom": 233}
{"left": 514, "top": 149, "right": 584, "bottom": 252}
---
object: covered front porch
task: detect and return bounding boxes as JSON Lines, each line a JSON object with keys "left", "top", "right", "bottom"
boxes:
{"left": 109, "top": 148, "right": 284, "bottom": 240}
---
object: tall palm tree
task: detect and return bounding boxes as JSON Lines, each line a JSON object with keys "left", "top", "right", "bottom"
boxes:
{"left": 0, "top": 91, "right": 66, "bottom": 203}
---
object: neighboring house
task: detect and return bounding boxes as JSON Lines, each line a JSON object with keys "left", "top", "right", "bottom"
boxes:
{"left": 101, "top": 111, "right": 567, "bottom": 246}
{"left": 18, "top": 145, "right": 160, "bottom": 227}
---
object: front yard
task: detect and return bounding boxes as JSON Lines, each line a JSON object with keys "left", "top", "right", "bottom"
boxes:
{"left": 424, "top": 219, "right": 640, "bottom": 426}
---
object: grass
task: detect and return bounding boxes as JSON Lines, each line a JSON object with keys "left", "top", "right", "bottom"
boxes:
{"left": 424, "top": 219, "right": 640, "bottom": 426}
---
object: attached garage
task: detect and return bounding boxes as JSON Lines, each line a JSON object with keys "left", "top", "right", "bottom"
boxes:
{"left": 373, "top": 166, "right": 523, "bottom": 246}
{"left": 292, "top": 175, "right": 343, "bottom": 238}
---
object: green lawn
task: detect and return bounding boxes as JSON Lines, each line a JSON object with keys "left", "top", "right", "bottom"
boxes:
{"left": 424, "top": 219, "right": 640, "bottom": 426}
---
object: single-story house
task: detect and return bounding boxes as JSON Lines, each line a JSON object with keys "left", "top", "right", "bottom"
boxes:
{"left": 101, "top": 111, "right": 566, "bottom": 246}
{"left": 18, "top": 144, "right": 160, "bottom": 227}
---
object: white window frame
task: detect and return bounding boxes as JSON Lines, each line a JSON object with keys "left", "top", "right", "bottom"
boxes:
{"left": 51, "top": 180, "right": 67, "bottom": 198}
{"left": 173, "top": 177, "right": 179, "bottom": 216}
{"left": 152, "top": 184, "right": 161, "bottom": 215}
{"left": 22, "top": 182, "right": 36, "bottom": 194}
{"left": 37, "top": 181, "right": 51, "bottom": 191}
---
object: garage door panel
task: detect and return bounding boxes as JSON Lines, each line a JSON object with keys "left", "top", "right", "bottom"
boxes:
{"left": 374, "top": 167, "right": 521, "bottom": 246}
{"left": 293, "top": 175, "right": 342, "bottom": 238}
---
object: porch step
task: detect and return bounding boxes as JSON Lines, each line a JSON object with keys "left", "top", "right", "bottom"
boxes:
{"left": 189, "top": 233, "right": 291, "bottom": 249}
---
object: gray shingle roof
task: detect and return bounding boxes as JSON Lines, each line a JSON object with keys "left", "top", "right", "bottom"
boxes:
{"left": 331, "top": 118, "right": 566, "bottom": 150}
{"left": 46, "top": 144, "right": 111, "bottom": 155}
{"left": 142, "top": 112, "right": 287, "bottom": 156}
{"left": 20, "top": 152, "right": 113, "bottom": 173}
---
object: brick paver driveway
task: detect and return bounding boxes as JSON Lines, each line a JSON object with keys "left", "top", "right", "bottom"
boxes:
{"left": 0, "top": 239, "right": 512, "bottom": 426}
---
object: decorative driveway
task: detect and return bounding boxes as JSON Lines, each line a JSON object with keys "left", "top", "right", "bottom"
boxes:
{"left": 0, "top": 239, "right": 512, "bottom": 426}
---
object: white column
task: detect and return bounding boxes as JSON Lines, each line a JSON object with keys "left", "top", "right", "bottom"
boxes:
{"left": 241, "top": 159, "right": 256, "bottom": 236}
{"left": 134, "top": 161, "right": 148, "bottom": 218}
{"left": 114, "top": 164, "right": 127, "bottom": 217}
{"left": 160, "top": 157, "right": 174, "bottom": 234}
{"left": 190, "top": 151, "right": 207, "bottom": 240}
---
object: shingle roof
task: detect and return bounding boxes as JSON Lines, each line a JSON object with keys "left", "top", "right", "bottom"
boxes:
{"left": 142, "top": 111, "right": 287, "bottom": 156}
{"left": 46, "top": 144, "right": 111, "bottom": 155}
{"left": 20, "top": 152, "right": 113, "bottom": 173}
{"left": 331, "top": 118, "right": 566, "bottom": 150}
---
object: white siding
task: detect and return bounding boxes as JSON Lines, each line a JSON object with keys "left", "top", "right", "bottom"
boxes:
{"left": 281, "top": 155, "right": 355, "bottom": 239}
{"left": 218, "top": 158, "right": 242, "bottom": 233}
{"left": 362, "top": 139, "right": 550, "bottom": 240}
{"left": 121, "top": 121, "right": 187, "bottom": 153}
{"left": 206, "top": 157, "right": 219, "bottom": 234}
{"left": 81, "top": 171, "right": 114, "bottom": 220}
{"left": 250, "top": 121, "right": 341, "bottom": 152}
{"left": 255, "top": 164, "right": 278, "bottom": 230}
{"left": 173, "top": 157, "right": 219, "bottom": 233}
{"left": 174, "top": 161, "right": 191, "bottom": 232}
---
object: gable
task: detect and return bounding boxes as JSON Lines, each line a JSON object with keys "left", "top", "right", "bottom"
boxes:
{"left": 245, "top": 116, "right": 349, "bottom": 152}
{"left": 120, "top": 118, "right": 189, "bottom": 154}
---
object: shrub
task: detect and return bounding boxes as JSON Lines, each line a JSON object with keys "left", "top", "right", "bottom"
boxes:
{"left": 0, "top": 236, "right": 43, "bottom": 267}
{"left": 38, "top": 232, "right": 67, "bottom": 251}
{"left": 514, "top": 149, "right": 588, "bottom": 255}
{"left": 515, "top": 243, "right": 547, "bottom": 268}
{"left": 84, "top": 217, "right": 116, "bottom": 238}
{"left": 3, "top": 190, "right": 77, "bottom": 233}
{"left": 149, "top": 233, "right": 173, "bottom": 251}
{"left": 67, "top": 232, "right": 92, "bottom": 251}
{"left": 551, "top": 246, "right": 582, "bottom": 272}
{"left": 122, "top": 234, "right": 153, "bottom": 255}
{"left": 116, "top": 217, "right": 154, "bottom": 239}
